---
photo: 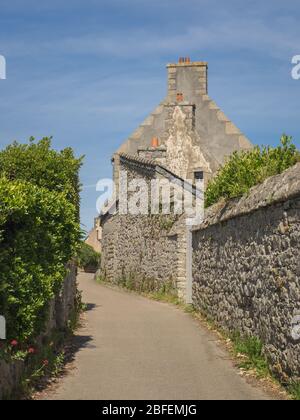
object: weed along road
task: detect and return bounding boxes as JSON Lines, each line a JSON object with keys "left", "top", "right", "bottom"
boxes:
{"left": 43, "top": 273, "right": 274, "bottom": 400}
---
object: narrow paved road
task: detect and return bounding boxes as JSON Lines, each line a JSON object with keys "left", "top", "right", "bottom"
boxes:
{"left": 44, "top": 273, "right": 273, "bottom": 400}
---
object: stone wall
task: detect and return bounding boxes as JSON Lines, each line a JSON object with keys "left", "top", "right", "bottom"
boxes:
{"left": 101, "top": 213, "right": 178, "bottom": 292}
{"left": 100, "top": 156, "right": 189, "bottom": 298}
{"left": 192, "top": 163, "right": 300, "bottom": 381}
{"left": 0, "top": 263, "right": 77, "bottom": 399}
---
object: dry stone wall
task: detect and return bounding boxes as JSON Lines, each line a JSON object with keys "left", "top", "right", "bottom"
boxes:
{"left": 192, "top": 163, "right": 300, "bottom": 381}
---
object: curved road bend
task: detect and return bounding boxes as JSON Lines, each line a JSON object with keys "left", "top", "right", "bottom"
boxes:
{"left": 44, "top": 273, "right": 274, "bottom": 400}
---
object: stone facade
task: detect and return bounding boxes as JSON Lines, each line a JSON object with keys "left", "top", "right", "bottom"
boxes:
{"left": 137, "top": 145, "right": 167, "bottom": 166}
{"left": 100, "top": 155, "right": 191, "bottom": 299}
{"left": 101, "top": 213, "right": 178, "bottom": 292}
{"left": 0, "top": 263, "right": 77, "bottom": 399}
{"left": 192, "top": 163, "right": 300, "bottom": 381}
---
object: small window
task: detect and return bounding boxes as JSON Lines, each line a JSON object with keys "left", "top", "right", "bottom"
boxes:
{"left": 194, "top": 171, "right": 204, "bottom": 180}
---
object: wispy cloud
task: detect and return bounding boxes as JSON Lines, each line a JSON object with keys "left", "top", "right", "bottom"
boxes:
{"left": 2, "top": 7, "right": 299, "bottom": 61}
{"left": 54, "top": 19, "right": 298, "bottom": 59}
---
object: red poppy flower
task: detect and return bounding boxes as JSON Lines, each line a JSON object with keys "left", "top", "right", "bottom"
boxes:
{"left": 28, "top": 347, "right": 36, "bottom": 354}
{"left": 42, "top": 359, "right": 49, "bottom": 366}
{"left": 10, "top": 340, "right": 18, "bottom": 347}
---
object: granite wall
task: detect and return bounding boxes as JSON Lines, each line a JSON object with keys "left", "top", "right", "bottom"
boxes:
{"left": 192, "top": 163, "right": 300, "bottom": 381}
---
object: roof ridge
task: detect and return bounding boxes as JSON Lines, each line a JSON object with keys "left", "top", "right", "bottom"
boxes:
{"left": 119, "top": 152, "right": 158, "bottom": 168}
{"left": 118, "top": 153, "right": 202, "bottom": 199}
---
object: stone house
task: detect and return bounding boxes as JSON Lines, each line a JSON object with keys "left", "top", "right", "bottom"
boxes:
{"left": 85, "top": 217, "right": 102, "bottom": 253}
{"left": 100, "top": 58, "right": 253, "bottom": 301}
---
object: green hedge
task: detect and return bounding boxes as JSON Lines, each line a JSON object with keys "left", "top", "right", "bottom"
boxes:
{"left": 205, "top": 135, "right": 300, "bottom": 208}
{"left": 0, "top": 138, "right": 82, "bottom": 342}
{"left": 0, "top": 137, "right": 82, "bottom": 218}
{"left": 0, "top": 178, "right": 80, "bottom": 341}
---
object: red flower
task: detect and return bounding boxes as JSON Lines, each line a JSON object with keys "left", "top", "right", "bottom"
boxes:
{"left": 28, "top": 347, "right": 36, "bottom": 354}
{"left": 42, "top": 359, "right": 49, "bottom": 366}
{"left": 10, "top": 340, "right": 18, "bottom": 347}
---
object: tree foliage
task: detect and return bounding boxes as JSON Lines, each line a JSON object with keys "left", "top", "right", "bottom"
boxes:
{"left": 205, "top": 135, "right": 300, "bottom": 208}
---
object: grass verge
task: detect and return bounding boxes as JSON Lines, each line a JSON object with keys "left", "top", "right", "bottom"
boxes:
{"left": 230, "top": 333, "right": 269, "bottom": 378}
{"left": 288, "top": 381, "right": 300, "bottom": 400}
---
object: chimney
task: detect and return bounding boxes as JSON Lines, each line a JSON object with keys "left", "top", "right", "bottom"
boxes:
{"left": 167, "top": 57, "right": 208, "bottom": 101}
{"left": 138, "top": 142, "right": 167, "bottom": 166}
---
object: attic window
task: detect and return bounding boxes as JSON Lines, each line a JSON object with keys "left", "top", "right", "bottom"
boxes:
{"left": 194, "top": 170, "right": 204, "bottom": 181}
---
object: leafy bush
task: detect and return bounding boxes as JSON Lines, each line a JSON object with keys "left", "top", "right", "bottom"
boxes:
{"left": 0, "top": 138, "right": 82, "bottom": 342}
{"left": 77, "top": 242, "right": 101, "bottom": 273}
{"left": 0, "top": 178, "right": 80, "bottom": 341}
{"left": 205, "top": 135, "right": 300, "bottom": 208}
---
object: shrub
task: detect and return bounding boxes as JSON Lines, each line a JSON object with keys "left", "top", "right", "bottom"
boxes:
{"left": 0, "top": 137, "right": 82, "bottom": 343}
{"left": 205, "top": 135, "right": 300, "bottom": 208}
{"left": 0, "top": 178, "right": 80, "bottom": 341}
{"left": 77, "top": 242, "right": 101, "bottom": 273}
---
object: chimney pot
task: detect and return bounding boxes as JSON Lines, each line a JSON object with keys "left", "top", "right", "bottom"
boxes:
{"left": 151, "top": 137, "right": 159, "bottom": 148}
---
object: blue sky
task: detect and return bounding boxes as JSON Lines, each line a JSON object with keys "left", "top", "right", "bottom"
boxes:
{"left": 0, "top": 0, "right": 300, "bottom": 231}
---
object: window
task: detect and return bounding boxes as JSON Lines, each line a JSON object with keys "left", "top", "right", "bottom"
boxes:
{"left": 194, "top": 171, "right": 204, "bottom": 181}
